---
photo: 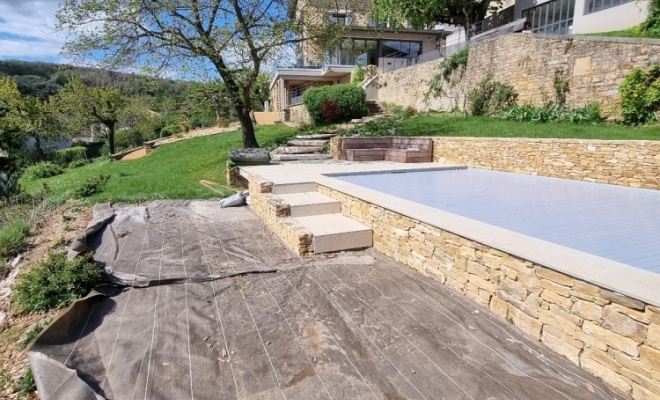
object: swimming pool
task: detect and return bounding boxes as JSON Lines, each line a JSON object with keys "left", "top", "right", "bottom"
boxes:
{"left": 335, "top": 168, "right": 660, "bottom": 273}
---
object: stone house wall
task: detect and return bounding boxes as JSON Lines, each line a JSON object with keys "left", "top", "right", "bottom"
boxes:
{"left": 330, "top": 136, "right": 660, "bottom": 190}
{"left": 377, "top": 34, "right": 660, "bottom": 116}
{"left": 317, "top": 184, "right": 660, "bottom": 399}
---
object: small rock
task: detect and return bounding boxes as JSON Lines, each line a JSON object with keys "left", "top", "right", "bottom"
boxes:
{"left": 221, "top": 348, "right": 228, "bottom": 358}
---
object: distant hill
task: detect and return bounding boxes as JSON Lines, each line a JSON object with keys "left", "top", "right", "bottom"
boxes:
{"left": 0, "top": 60, "right": 192, "bottom": 104}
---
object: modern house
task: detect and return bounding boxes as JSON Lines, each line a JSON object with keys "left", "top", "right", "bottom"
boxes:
{"left": 269, "top": 0, "right": 457, "bottom": 112}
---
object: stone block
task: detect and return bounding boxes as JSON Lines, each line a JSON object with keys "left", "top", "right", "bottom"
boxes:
{"left": 469, "top": 274, "right": 496, "bottom": 293}
{"left": 467, "top": 261, "right": 490, "bottom": 280}
{"left": 632, "top": 383, "right": 660, "bottom": 400}
{"left": 490, "top": 297, "right": 509, "bottom": 318}
{"left": 580, "top": 353, "right": 632, "bottom": 394}
{"left": 602, "top": 306, "right": 648, "bottom": 343}
{"left": 648, "top": 324, "right": 660, "bottom": 350}
{"left": 583, "top": 320, "right": 640, "bottom": 358}
{"left": 542, "top": 332, "right": 581, "bottom": 365}
{"left": 539, "top": 279, "right": 571, "bottom": 297}
{"left": 535, "top": 267, "right": 574, "bottom": 287}
{"left": 572, "top": 300, "right": 603, "bottom": 321}
{"left": 640, "top": 345, "right": 660, "bottom": 371}
{"left": 600, "top": 289, "right": 645, "bottom": 311}
{"left": 500, "top": 277, "right": 528, "bottom": 301}
{"left": 541, "top": 289, "right": 574, "bottom": 311}
{"left": 508, "top": 306, "right": 543, "bottom": 340}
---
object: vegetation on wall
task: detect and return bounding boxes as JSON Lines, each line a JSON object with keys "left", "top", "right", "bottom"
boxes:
{"left": 427, "top": 49, "right": 470, "bottom": 110}
{"left": 467, "top": 75, "right": 518, "bottom": 116}
{"left": 303, "top": 84, "right": 369, "bottom": 125}
{"left": 641, "top": 0, "right": 660, "bottom": 36}
{"left": 619, "top": 65, "right": 660, "bottom": 125}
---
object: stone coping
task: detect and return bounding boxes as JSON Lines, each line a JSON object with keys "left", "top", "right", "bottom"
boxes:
{"left": 240, "top": 161, "right": 660, "bottom": 308}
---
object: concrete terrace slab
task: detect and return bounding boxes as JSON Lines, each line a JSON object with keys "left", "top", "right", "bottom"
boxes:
{"left": 240, "top": 162, "right": 660, "bottom": 307}
{"left": 29, "top": 203, "right": 620, "bottom": 399}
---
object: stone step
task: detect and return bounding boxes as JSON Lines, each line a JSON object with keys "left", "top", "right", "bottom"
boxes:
{"left": 277, "top": 192, "right": 341, "bottom": 217}
{"left": 271, "top": 153, "right": 332, "bottom": 162}
{"left": 287, "top": 139, "right": 329, "bottom": 147}
{"left": 273, "top": 146, "right": 324, "bottom": 154}
{"left": 295, "top": 213, "right": 372, "bottom": 253}
{"left": 272, "top": 182, "right": 318, "bottom": 195}
{"left": 295, "top": 133, "right": 338, "bottom": 140}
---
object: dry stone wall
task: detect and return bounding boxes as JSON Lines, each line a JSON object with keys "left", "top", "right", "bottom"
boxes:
{"left": 432, "top": 137, "right": 660, "bottom": 190}
{"left": 317, "top": 184, "right": 660, "bottom": 399}
{"left": 377, "top": 33, "right": 660, "bottom": 117}
{"left": 288, "top": 104, "right": 311, "bottom": 125}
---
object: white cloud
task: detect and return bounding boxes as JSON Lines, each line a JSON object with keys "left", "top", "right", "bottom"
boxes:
{"left": 0, "top": 0, "right": 66, "bottom": 61}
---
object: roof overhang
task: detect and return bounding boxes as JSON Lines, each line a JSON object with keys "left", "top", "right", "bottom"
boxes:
{"left": 269, "top": 65, "right": 355, "bottom": 89}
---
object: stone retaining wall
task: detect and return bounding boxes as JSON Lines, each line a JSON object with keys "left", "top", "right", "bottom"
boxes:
{"left": 330, "top": 136, "right": 660, "bottom": 190}
{"left": 247, "top": 174, "right": 313, "bottom": 255}
{"left": 317, "top": 184, "right": 660, "bottom": 399}
{"left": 288, "top": 104, "right": 311, "bottom": 125}
{"left": 377, "top": 33, "right": 660, "bottom": 116}
{"left": 432, "top": 137, "right": 660, "bottom": 190}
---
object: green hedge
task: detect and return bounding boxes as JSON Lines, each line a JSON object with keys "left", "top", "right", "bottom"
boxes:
{"left": 52, "top": 146, "right": 87, "bottom": 166}
{"left": 303, "top": 84, "right": 369, "bottom": 125}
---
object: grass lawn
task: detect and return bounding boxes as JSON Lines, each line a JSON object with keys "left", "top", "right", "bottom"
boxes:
{"left": 581, "top": 29, "right": 660, "bottom": 40}
{"left": 398, "top": 114, "right": 660, "bottom": 140}
{"left": 20, "top": 125, "right": 298, "bottom": 203}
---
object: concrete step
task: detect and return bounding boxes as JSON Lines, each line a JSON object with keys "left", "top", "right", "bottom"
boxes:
{"left": 272, "top": 182, "right": 318, "bottom": 195}
{"left": 277, "top": 192, "right": 340, "bottom": 217}
{"left": 287, "top": 139, "right": 329, "bottom": 147}
{"left": 295, "top": 214, "right": 372, "bottom": 253}
{"left": 295, "top": 133, "right": 337, "bottom": 140}
{"left": 273, "top": 146, "right": 324, "bottom": 154}
{"left": 271, "top": 153, "right": 332, "bottom": 162}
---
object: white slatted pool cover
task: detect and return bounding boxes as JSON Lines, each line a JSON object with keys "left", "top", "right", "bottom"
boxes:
{"left": 335, "top": 169, "right": 660, "bottom": 273}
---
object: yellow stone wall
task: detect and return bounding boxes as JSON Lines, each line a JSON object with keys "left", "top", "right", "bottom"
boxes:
{"left": 247, "top": 175, "right": 313, "bottom": 255}
{"left": 317, "top": 184, "right": 660, "bottom": 399}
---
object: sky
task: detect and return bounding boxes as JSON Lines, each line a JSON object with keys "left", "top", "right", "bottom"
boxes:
{"left": 0, "top": 0, "right": 65, "bottom": 62}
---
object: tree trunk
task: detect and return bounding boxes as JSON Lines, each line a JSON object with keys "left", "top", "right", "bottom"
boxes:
{"left": 107, "top": 123, "right": 116, "bottom": 155}
{"left": 237, "top": 110, "right": 259, "bottom": 148}
{"left": 32, "top": 134, "right": 45, "bottom": 160}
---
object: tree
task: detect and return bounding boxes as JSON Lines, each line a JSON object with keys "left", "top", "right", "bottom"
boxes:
{"left": 56, "top": 0, "right": 336, "bottom": 148}
{"left": 56, "top": 77, "right": 129, "bottom": 155}
{"left": 371, "top": 0, "right": 501, "bottom": 35}
{"left": 0, "top": 77, "right": 63, "bottom": 160}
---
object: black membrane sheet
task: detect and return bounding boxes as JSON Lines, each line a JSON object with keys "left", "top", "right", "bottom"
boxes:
{"left": 29, "top": 201, "right": 621, "bottom": 400}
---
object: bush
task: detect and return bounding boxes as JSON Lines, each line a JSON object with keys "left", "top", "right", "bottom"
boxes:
{"left": 115, "top": 129, "right": 146, "bottom": 152}
{"left": 160, "top": 124, "right": 181, "bottom": 137}
{"left": 321, "top": 99, "right": 342, "bottom": 123}
{"left": 13, "top": 252, "right": 107, "bottom": 312}
{"left": 641, "top": 0, "right": 660, "bottom": 35}
{"left": 179, "top": 120, "right": 191, "bottom": 133}
{"left": 303, "top": 84, "right": 369, "bottom": 125}
{"left": 620, "top": 65, "right": 660, "bottom": 124}
{"left": 468, "top": 75, "right": 518, "bottom": 116}
{"left": 403, "top": 106, "right": 417, "bottom": 118}
{"left": 52, "top": 146, "right": 87, "bottom": 167}
{"left": 0, "top": 219, "right": 30, "bottom": 258}
{"left": 428, "top": 49, "right": 469, "bottom": 98}
{"left": 217, "top": 117, "right": 231, "bottom": 128}
{"left": 498, "top": 102, "right": 603, "bottom": 124}
{"left": 72, "top": 175, "right": 110, "bottom": 199}
{"left": 351, "top": 65, "right": 366, "bottom": 84}
{"left": 67, "top": 159, "right": 89, "bottom": 169}
{"left": 21, "top": 162, "right": 64, "bottom": 181}
{"left": 21, "top": 319, "right": 50, "bottom": 349}
{"left": 14, "top": 368, "right": 35, "bottom": 396}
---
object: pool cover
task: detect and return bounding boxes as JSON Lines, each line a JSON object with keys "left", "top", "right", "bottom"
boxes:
{"left": 336, "top": 168, "right": 660, "bottom": 273}
{"left": 28, "top": 201, "right": 620, "bottom": 400}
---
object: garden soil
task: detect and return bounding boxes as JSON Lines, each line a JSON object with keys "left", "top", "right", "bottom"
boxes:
{"left": 29, "top": 201, "right": 623, "bottom": 400}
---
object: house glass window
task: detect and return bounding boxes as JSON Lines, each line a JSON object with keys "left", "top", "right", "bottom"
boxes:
{"left": 381, "top": 40, "right": 422, "bottom": 58}
{"left": 523, "top": 0, "right": 574, "bottom": 35}
{"left": 328, "top": 39, "right": 378, "bottom": 65}
{"left": 584, "top": 0, "right": 631, "bottom": 14}
{"left": 328, "top": 13, "right": 353, "bottom": 26}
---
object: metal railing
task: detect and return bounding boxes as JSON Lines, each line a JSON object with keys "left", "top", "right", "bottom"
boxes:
{"left": 288, "top": 80, "right": 326, "bottom": 106}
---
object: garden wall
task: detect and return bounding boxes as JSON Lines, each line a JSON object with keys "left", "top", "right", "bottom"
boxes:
{"left": 288, "top": 104, "right": 311, "bottom": 125}
{"left": 330, "top": 136, "right": 660, "bottom": 190}
{"left": 377, "top": 33, "right": 660, "bottom": 117}
{"left": 317, "top": 184, "right": 660, "bottom": 400}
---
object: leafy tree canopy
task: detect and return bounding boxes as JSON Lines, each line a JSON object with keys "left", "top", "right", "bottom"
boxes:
{"left": 371, "top": 0, "right": 501, "bottom": 32}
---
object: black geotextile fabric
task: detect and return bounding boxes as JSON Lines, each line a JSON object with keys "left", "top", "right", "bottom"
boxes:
{"left": 29, "top": 202, "right": 621, "bottom": 400}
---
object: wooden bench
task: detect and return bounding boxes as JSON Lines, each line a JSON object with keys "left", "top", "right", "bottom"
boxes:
{"left": 340, "top": 137, "right": 433, "bottom": 163}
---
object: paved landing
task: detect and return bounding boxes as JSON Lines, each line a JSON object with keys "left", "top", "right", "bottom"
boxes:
{"left": 337, "top": 168, "right": 660, "bottom": 274}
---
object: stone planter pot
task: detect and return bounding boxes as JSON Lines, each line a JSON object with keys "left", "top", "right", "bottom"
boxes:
{"left": 228, "top": 148, "right": 271, "bottom": 165}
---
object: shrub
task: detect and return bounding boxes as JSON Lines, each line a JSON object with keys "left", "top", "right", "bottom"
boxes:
{"left": 403, "top": 106, "right": 417, "bottom": 118}
{"left": 179, "top": 120, "right": 191, "bottom": 133}
{"left": 72, "top": 175, "right": 110, "bottom": 199}
{"left": 468, "top": 75, "right": 518, "bottom": 116}
{"left": 351, "top": 65, "right": 366, "bottom": 84}
{"left": 641, "top": 0, "right": 660, "bottom": 35}
{"left": 160, "top": 124, "right": 181, "bottom": 137}
{"left": 217, "top": 117, "right": 231, "bottom": 128}
{"left": 67, "top": 159, "right": 89, "bottom": 169}
{"left": 428, "top": 49, "right": 469, "bottom": 98}
{"left": 321, "top": 99, "right": 342, "bottom": 123}
{"left": 115, "top": 129, "right": 145, "bottom": 152}
{"left": 303, "top": 84, "right": 368, "bottom": 125}
{"left": 21, "top": 319, "right": 51, "bottom": 349}
{"left": 52, "top": 146, "right": 87, "bottom": 167}
{"left": 14, "top": 368, "right": 35, "bottom": 396}
{"left": 340, "top": 117, "right": 397, "bottom": 137}
{"left": 13, "top": 252, "right": 107, "bottom": 312}
{"left": 21, "top": 162, "right": 64, "bottom": 181}
{"left": 620, "top": 65, "right": 660, "bottom": 124}
{"left": 498, "top": 102, "right": 603, "bottom": 124}
{"left": 0, "top": 219, "right": 30, "bottom": 258}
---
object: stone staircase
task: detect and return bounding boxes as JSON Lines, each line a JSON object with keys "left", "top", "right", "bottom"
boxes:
{"left": 272, "top": 187, "right": 372, "bottom": 253}
{"left": 366, "top": 100, "right": 384, "bottom": 115}
{"left": 270, "top": 133, "right": 336, "bottom": 162}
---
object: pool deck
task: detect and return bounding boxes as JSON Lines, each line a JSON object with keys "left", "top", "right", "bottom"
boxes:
{"left": 240, "top": 161, "right": 660, "bottom": 308}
